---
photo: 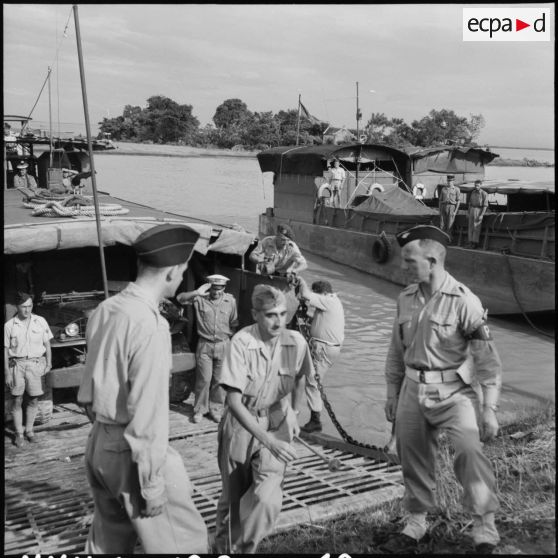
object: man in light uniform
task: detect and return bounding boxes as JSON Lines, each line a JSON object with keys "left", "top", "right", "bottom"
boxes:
{"left": 13, "top": 161, "right": 38, "bottom": 190}
{"left": 4, "top": 292, "right": 52, "bottom": 447}
{"left": 77, "top": 224, "right": 208, "bottom": 554}
{"left": 438, "top": 174, "right": 461, "bottom": 237}
{"left": 328, "top": 158, "right": 346, "bottom": 207}
{"left": 177, "top": 274, "right": 238, "bottom": 424}
{"left": 467, "top": 179, "right": 489, "bottom": 249}
{"left": 296, "top": 277, "right": 345, "bottom": 433}
{"left": 381, "top": 224, "right": 502, "bottom": 554}
{"left": 249, "top": 223, "right": 308, "bottom": 276}
{"left": 214, "top": 284, "right": 315, "bottom": 553}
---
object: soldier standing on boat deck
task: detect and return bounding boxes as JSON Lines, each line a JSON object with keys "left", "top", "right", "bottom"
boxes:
{"left": 467, "top": 179, "right": 489, "bottom": 249}
{"left": 295, "top": 277, "right": 345, "bottom": 433}
{"left": 177, "top": 273, "right": 238, "bottom": 424}
{"left": 214, "top": 284, "right": 315, "bottom": 554}
{"left": 328, "top": 158, "right": 346, "bottom": 208}
{"left": 77, "top": 224, "right": 208, "bottom": 554}
{"left": 380, "top": 224, "right": 502, "bottom": 555}
{"left": 438, "top": 174, "right": 461, "bottom": 238}
{"left": 4, "top": 292, "right": 52, "bottom": 448}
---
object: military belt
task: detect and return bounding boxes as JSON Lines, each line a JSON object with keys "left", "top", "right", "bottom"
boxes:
{"left": 248, "top": 407, "right": 269, "bottom": 418}
{"left": 405, "top": 366, "right": 461, "bottom": 384}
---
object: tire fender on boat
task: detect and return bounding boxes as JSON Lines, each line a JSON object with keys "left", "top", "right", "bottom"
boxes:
{"left": 372, "top": 234, "right": 391, "bottom": 264}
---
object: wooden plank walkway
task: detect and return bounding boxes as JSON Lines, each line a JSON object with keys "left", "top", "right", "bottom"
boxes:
{"left": 5, "top": 401, "right": 403, "bottom": 555}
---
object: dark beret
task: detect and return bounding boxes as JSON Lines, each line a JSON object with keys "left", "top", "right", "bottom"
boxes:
{"left": 133, "top": 224, "right": 200, "bottom": 267}
{"left": 396, "top": 225, "right": 450, "bottom": 248}
{"left": 15, "top": 291, "right": 32, "bottom": 305}
{"left": 276, "top": 223, "right": 294, "bottom": 240}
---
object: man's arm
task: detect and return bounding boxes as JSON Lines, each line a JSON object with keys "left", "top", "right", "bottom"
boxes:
{"left": 4, "top": 347, "right": 14, "bottom": 390}
{"left": 43, "top": 339, "right": 52, "bottom": 373}
{"left": 176, "top": 283, "right": 211, "bottom": 304}
{"left": 384, "top": 312, "right": 406, "bottom": 422}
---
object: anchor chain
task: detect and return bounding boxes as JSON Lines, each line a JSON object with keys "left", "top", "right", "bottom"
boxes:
{"left": 291, "top": 285, "right": 393, "bottom": 459}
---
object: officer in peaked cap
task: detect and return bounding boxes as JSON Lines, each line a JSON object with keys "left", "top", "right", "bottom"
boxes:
{"left": 133, "top": 223, "right": 199, "bottom": 267}
{"left": 381, "top": 223, "right": 502, "bottom": 554}
{"left": 396, "top": 224, "right": 450, "bottom": 248}
{"left": 176, "top": 272, "right": 238, "bottom": 424}
{"left": 77, "top": 222, "right": 208, "bottom": 554}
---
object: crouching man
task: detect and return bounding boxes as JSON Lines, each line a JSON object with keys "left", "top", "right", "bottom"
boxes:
{"left": 214, "top": 284, "right": 315, "bottom": 553}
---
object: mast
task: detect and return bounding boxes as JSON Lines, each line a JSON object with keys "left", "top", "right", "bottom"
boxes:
{"left": 48, "top": 67, "right": 53, "bottom": 167}
{"left": 73, "top": 4, "right": 109, "bottom": 299}
{"left": 295, "top": 94, "right": 301, "bottom": 146}
{"left": 355, "top": 81, "right": 360, "bottom": 191}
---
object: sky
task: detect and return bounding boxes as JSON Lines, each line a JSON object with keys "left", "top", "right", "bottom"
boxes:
{"left": 3, "top": 3, "right": 555, "bottom": 148}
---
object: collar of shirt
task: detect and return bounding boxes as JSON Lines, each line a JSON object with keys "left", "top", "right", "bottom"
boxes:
{"left": 121, "top": 282, "right": 161, "bottom": 315}
{"left": 402, "top": 272, "right": 461, "bottom": 299}
{"left": 12, "top": 314, "right": 38, "bottom": 327}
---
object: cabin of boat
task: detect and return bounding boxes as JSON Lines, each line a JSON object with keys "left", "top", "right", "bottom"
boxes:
{"left": 257, "top": 143, "right": 555, "bottom": 314}
{"left": 4, "top": 187, "right": 295, "bottom": 423}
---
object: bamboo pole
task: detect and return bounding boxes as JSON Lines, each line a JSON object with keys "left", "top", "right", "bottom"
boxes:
{"left": 73, "top": 4, "right": 109, "bottom": 299}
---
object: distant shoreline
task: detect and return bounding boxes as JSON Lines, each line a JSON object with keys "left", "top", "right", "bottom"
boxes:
{"left": 99, "top": 142, "right": 553, "bottom": 167}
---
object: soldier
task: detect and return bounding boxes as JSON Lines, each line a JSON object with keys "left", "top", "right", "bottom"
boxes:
{"left": 177, "top": 274, "right": 238, "bottom": 424}
{"left": 296, "top": 277, "right": 345, "bottom": 433}
{"left": 467, "top": 179, "right": 489, "bottom": 249}
{"left": 77, "top": 224, "right": 208, "bottom": 554}
{"left": 4, "top": 292, "right": 52, "bottom": 447}
{"left": 381, "top": 224, "right": 502, "bottom": 554}
{"left": 438, "top": 174, "right": 461, "bottom": 237}
{"left": 214, "top": 284, "right": 315, "bottom": 553}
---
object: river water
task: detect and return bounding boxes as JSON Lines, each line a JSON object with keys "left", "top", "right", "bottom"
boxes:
{"left": 92, "top": 151, "right": 554, "bottom": 447}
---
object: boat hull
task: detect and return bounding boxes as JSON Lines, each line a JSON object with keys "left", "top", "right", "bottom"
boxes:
{"left": 259, "top": 213, "right": 555, "bottom": 315}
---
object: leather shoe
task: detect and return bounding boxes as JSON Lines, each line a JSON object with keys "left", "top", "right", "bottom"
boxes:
{"left": 14, "top": 434, "right": 25, "bottom": 448}
{"left": 378, "top": 533, "right": 419, "bottom": 554}
{"left": 192, "top": 412, "right": 203, "bottom": 424}
{"left": 25, "top": 432, "right": 38, "bottom": 443}
{"left": 474, "top": 542, "right": 496, "bottom": 554}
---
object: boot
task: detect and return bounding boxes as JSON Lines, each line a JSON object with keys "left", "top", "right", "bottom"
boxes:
{"left": 302, "top": 411, "right": 322, "bottom": 433}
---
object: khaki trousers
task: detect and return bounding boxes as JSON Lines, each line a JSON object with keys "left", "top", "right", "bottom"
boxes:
{"left": 306, "top": 340, "right": 341, "bottom": 413}
{"left": 214, "top": 415, "right": 286, "bottom": 553}
{"left": 194, "top": 339, "right": 227, "bottom": 415}
{"left": 468, "top": 207, "right": 483, "bottom": 244}
{"left": 395, "top": 376, "right": 499, "bottom": 517}
{"left": 84, "top": 421, "right": 208, "bottom": 554}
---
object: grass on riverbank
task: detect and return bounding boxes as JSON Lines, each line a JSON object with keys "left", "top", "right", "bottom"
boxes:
{"left": 259, "top": 404, "right": 555, "bottom": 555}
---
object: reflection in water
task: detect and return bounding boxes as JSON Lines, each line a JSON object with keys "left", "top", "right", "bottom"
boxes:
{"left": 96, "top": 153, "right": 555, "bottom": 447}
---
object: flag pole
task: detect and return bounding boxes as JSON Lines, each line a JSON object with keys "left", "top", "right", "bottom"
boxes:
{"left": 73, "top": 4, "right": 109, "bottom": 299}
{"left": 296, "top": 94, "right": 301, "bottom": 146}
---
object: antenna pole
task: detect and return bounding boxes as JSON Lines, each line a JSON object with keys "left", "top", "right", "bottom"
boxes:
{"left": 296, "top": 94, "right": 301, "bottom": 146}
{"left": 73, "top": 4, "right": 109, "bottom": 299}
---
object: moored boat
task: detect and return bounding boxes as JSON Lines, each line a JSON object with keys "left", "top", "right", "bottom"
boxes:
{"left": 257, "top": 143, "right": 555, "bottom": 315}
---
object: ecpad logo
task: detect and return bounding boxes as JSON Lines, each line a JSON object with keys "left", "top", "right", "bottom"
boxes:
{"left": 463, "top": 8, "right": 550, "bottom": 41}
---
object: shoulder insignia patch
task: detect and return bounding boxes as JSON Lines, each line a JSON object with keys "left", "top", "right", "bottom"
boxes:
{"left": 467, "top": 323, "right": 492, "bottom": 341}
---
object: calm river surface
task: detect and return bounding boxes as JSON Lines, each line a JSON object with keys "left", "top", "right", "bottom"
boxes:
{"left": 93, "top": 152, "right": 554, "bottom": 446}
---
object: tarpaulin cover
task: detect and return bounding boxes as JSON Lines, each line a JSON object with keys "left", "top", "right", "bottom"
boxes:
{"left": 353, "top": 186, "right": 437, "bottom": 216}
{"left": 404, "top": 145, "right": 498, "bottom": 174}
{"left": 257, "top": 143, "right": 410, "bottom": 176}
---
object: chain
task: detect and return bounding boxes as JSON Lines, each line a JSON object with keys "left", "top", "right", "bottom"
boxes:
{"left": 291, "top": 293, "right": 394, "bottom": 460}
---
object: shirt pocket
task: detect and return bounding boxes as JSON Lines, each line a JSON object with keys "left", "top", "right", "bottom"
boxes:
{"left": 30, "top": 325, "right": 45, "bottom": 342}
{"left": 243, "top": 370, "right": 260, "bottom": 397}
{"left": 429, "top": 311, "right": 459, "bottom": 347}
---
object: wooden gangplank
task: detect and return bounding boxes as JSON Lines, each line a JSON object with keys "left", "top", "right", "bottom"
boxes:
{"left": 4, "top": 402, "right": 403, "bottom": 555}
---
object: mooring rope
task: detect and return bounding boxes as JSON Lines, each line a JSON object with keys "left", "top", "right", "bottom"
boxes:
{"left": 24, "top": 200, "right": 129, "bottom": 217}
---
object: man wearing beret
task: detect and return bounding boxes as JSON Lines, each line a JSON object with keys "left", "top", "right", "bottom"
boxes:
{"left": 381, "top": 225, "right": 502, "bottom": 554}
{"left": 4, "top": 292, "right": 53, "bottom": 447}
{"left": 177, "top": 274, "right": 238, "bottom": 424}
{"left": 249, "top": 224, "right": 308, "bottom": 277}
{"left": 438, "top": 175, "right": 461, "bottom": 238}
{"left": 77, "top": 224, "right": 208, "bottom": 554}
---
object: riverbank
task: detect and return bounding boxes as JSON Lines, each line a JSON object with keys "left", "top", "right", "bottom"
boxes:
{"left": 260, "top": 404, "right": 556, "bottom": 555}
{"left": 104, "top": 142, "right": 553, "bottom": 167}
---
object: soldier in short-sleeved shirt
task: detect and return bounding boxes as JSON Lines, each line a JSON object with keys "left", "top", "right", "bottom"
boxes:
{"left": 381, "top": 225, "right": 502, "bottom": 554}
{"left": 214, "top": 284, "right": 315, "bottom": 554}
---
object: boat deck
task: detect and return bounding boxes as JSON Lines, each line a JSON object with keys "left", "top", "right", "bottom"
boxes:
{"left": 5, "top": 400, "right": 403, "bottom": 555}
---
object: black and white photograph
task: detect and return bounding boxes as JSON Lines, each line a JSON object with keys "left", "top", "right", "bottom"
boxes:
{"left": 3, "top": 3, "right": 554, "bottom": 555}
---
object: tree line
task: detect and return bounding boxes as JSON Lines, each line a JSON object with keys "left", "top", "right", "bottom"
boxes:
{"left": 98, "top": 95, "right": 486, "bottom": 150}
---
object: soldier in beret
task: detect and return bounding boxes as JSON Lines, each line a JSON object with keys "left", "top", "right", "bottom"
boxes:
{"left": 77, "top": 224, "right": 208, "bottom": 554}
{"left": 177, "top": 274, "right": 238, "bottom": 424}
{"left": 380, "top": 225, "right": 502, "bottom": 554}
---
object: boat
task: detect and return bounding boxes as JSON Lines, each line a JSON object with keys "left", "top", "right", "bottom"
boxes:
{"left": 257, "top": 143, "right": 555, "bottom": 315}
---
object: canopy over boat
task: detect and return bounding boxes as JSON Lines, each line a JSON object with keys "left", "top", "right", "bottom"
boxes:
{"left": 404, "top": 145, "right": 499, "bottom": 175}
{"left": 354, "top": 186, "right": 437, "bottom": 216}
{"left": 4, "top": 189, "right": 256, "bottom": 257}
{"left": 257, "top": 143, "right": 411, "bottom": 177}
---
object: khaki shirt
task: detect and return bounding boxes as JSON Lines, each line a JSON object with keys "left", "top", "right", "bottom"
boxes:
{"left": 439, "top": 184, "right": 461, "bottom": 206}
{"left": 468, "top": 189, "right": 488, "bottom": 209}
{"left": 5, "top": 314, "right": 53, "bottom": 358}
{"left": 250, "top": 236, "right": 307, "bottom": 274}
{"left": 385, "top": 272, "right": 501, "bottom": 401}
{"left": 193, "top": 293, "right": 238, "bottom": 342}
{"left": 305, "top": 292, "right": 345, "bottom": 346}
{"left": 14, "top": 174, "right": 38, "bottom": 190}
{"left": 219, "top": 324, "right": 315, "bottom": 462}
{"left": 77, "top": 282, "right": 172, "bottom": 501}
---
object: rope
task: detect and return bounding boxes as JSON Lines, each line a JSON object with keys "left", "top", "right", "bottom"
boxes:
{"left": 291, "top": 289, "right": 396, "bottom": 462}
{"left": 24, "top": 200, "right": 129, "bottom": 217}
{"left": 504, "top": 255, "right": 554, "bottom": 338}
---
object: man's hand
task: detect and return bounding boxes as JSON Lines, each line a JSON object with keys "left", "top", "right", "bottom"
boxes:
{"left": 267, "top": 437, "right": 298, "bottom": 463}
{"left": 384, "top": 396, "right": 398, "bottom": 423}
{"left": 284, "top": 407, "right": 300, "bottom": 441}
{"left": 141, "top": 494, "right": 167, "bottom": 518}
{"left": 196, "top": 283, "right": 212, "bottom": 296}
{"left": 480, "top": 407, "right": 499, "bottom": 442}
{"left": 5, "top": 370, "right": 15, "bottom": 390}
{"left": 44, "top": 362, "right": 52, "bottom": 374}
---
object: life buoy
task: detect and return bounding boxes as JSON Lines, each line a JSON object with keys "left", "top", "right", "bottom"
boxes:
{"left": 372, "top": 235, "right": 391, "bottom": 264}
